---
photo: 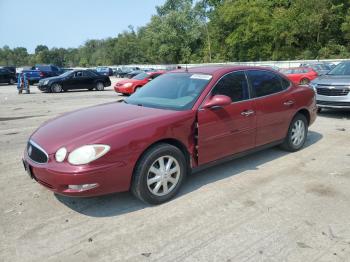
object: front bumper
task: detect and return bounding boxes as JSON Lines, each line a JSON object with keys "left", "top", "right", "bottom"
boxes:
{"left": 37, "top": 83, "right": 50, "bottom": 92}
{"left": 114, "top": 85, "right": 134, "bottom": 94}
{"left": 22, "top": 151, "right": 133, "bottom": 197}
{"left": 316, "top": 86, "right": 350, "bottom": 109}
{"left": 316, "top": 95, "right": 350, "bottom": 109}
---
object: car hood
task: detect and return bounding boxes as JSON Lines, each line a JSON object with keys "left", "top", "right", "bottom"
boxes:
{"left": 312, "top": 74, "right": 350, "bottom": 85}
{"left": 30, "top": 102, "right": 183, "bottom": 154}
{"left": 40, "top": 75, "right": 63, "bottom": 82}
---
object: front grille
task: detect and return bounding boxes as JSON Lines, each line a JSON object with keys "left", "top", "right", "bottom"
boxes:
{"left": 27, "top": 140, "right": 48, "bottom": 164}
{"left": 317, "top": 100, "right": 350, "bottom": 107}
{"left": 316, "top": 86, "right": 350, "bottom": 96}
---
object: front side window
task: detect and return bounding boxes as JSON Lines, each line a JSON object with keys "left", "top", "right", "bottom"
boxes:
{"left": 247, "top": 70, "right": 284, "bottom": 98}
{"left": 211, "top": 71, "right": 249, "bottom": 102}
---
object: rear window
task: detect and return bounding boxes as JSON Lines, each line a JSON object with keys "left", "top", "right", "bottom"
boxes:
{"left": 247, "top": 70, "right": 284, "bottom": 97}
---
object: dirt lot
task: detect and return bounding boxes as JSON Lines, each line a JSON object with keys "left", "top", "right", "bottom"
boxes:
{"left": 0, "top": 80, "right": 350, "bottom": 262}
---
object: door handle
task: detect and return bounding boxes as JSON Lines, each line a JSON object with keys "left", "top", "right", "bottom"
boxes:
{"left": 283, "top": 100, "right": 295, "bottom": 106}
{"left": 241, "top": 110, "right": 255, "bottom": 116}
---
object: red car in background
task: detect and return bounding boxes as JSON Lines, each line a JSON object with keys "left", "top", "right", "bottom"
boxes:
{"left": 23, "top": 66, "right": 317, "bottom": 204}
{"left": 114, "top": 71, "right": 165, "bottom": 95}
{"left": 280, "top": 67, "right": 318, "bottom": 85}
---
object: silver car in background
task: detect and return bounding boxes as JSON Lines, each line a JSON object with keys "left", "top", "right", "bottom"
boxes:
{"left": 310, "top": 61, "right": 350, "bottom": 111}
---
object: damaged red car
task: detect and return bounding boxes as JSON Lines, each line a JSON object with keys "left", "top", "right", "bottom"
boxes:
{"left": 23, "top": 66, "right": 317, "bottom": 204}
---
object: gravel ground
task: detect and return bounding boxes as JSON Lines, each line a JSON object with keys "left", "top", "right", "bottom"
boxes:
{"left": 0, "top": 80, "right": 350, "bottom": 262}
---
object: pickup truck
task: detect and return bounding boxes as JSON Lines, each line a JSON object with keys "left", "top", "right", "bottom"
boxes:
{"left": 20, "top": 65, "right": 63, "bottom": 84}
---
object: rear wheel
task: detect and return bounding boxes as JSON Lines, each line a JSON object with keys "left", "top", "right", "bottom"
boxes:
{"left": 8, "top": 78, "right": 16, "bottom": 85}
{"left": 131, "top": 143, "right": 187, "bottom": 204}
{"left": 281, "top": 114, "right": 308, "bottom": 152}
{"left": 96, "top": 82, "right": 104, "bottom": 91}
{"left": 51, "top": 83, "right": 62, "bottom": 93}
{"left": 300, "top": 78, "right": 310, "bottom": 85}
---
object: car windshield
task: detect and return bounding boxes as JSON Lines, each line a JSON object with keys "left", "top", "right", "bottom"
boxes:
{"left": 96, "top": 67, "right": 107, "bottom": 72}
{"left": 125, "top": 72, "right": 212, "bottom": 111}
{"left": 133, "top": 72, "right": 149, "bottom": 80}
{"left": 327, "top": 62, "right": 350, "bottom": 75}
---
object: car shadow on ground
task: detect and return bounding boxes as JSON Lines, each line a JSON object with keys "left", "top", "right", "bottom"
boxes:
{"left": 318, "top": 109, "right": 350, "bottom": 119}
{"left": 55, "top": 130, "right": 323, "bottom": 217}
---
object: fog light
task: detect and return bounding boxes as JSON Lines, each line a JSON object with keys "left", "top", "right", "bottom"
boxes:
{"left": 68, "top": 183, "right": 98, "bottom": 191}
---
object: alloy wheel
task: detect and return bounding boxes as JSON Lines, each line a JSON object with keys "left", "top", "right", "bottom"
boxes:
{"left": 147, "top": 155, "right": 180, "bottom": 197}
{"left": 52, "top": 84, "right": 62, "bottom": 93}
{"left": 291, "top": 120, "right": 305, "bottom": 146}
{"left": 96, "top": 82, "right": 104, "bottom": 91}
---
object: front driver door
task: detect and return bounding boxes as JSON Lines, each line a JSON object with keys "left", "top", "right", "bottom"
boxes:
{"left": 197, "top": 71, "right": 256, "bottom": 165}
{"left": 64, "top": 71, "right": 82, "bottom": 89}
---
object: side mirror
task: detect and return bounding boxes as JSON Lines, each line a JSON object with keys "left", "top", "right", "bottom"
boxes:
{"left": 202, "top": 95, "right": 232, "bottom": 109}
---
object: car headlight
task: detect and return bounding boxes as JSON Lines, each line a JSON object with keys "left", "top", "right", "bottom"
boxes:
{"left": 309, "top": 82, "right": 318, "bottom": 91}
{"left": 68, "top": 144, "right": 110, "bottom": 165}
{"left": 43, "top": 80, "right": 49, "bottom": 85}
{"left": 123, "top": 83, "right": 133, "bottom": 87}
{"left": 55, "top": 147, "right": 67, "bottom": 162}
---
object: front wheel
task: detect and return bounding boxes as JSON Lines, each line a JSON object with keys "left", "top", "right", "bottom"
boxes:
{"left": 281, "top": 114, "right": 308, "bottom": 152}
{"left": 131, "top": 143, "right": 187, "bottom": 205}
{"left": 51, "top": 83, "right": 62, "bottom": 93}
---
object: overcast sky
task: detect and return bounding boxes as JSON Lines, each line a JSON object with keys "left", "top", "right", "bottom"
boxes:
{"left": 0, "top": 0, "right": 166, "bottom": 53}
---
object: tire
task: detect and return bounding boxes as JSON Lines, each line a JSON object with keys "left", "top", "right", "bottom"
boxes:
{"left": 300, "top": 78, "right": 310, "bottom": 85}
{"left": 96, "top": 82, "right": 104, "bottom": 91}
{"left": 281, "top": 114, "right": 308, "bottom": 152}
{"left": 131, "top": 143, "right": 187, "bottom": 205}
{"left": 51, "top": 83, "right": 62, "bottom": 93}
{"left": 8, "top": 78, "right": 16, "bottom": 85}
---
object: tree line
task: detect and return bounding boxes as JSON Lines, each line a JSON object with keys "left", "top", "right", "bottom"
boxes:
{"left": 1, "top": 0, "right": 350, "bottom": 67}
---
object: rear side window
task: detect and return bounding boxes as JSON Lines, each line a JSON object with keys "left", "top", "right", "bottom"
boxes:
{"left": 84, "top": 70, "right": 95, "bottom": 77}
{"left": 281, "top": 77, "right": 291, "bottom": 89}
{"left": 246, "top": 70, "right": 284, "bottom": 97}
{"left": 212, "top": 71, "right": 249, "bottom": 102}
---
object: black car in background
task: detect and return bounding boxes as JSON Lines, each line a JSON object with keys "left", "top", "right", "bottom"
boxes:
{"left": 0, "top": 68, "right": 16, "bottom": 84}
{"left": 37, "top": 69, "right": 111, "bottom": 93}
{"left": 115, "top": 67, "right": 140, "bottom": 78}
{"left": 126, "top": 69, "right": 145, "bottom": 79}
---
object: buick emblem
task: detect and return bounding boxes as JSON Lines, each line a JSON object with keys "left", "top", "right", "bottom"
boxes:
{"left": 28, "top": 145, "right": 32, "bottom": 156}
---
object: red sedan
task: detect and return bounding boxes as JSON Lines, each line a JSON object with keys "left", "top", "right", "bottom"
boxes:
{"left": 23, "top": 66, "right": 317, "bottom": 204}
{"left": 280, "top": 67, "right": 318, "bottom": 85}
{"left": 114, "top": 71, "right": 165, "bottom": 95}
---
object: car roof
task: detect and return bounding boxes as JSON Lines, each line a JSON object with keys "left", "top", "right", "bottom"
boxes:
{"left": 171, "top": 65, "right": 278, "bottom": 75}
